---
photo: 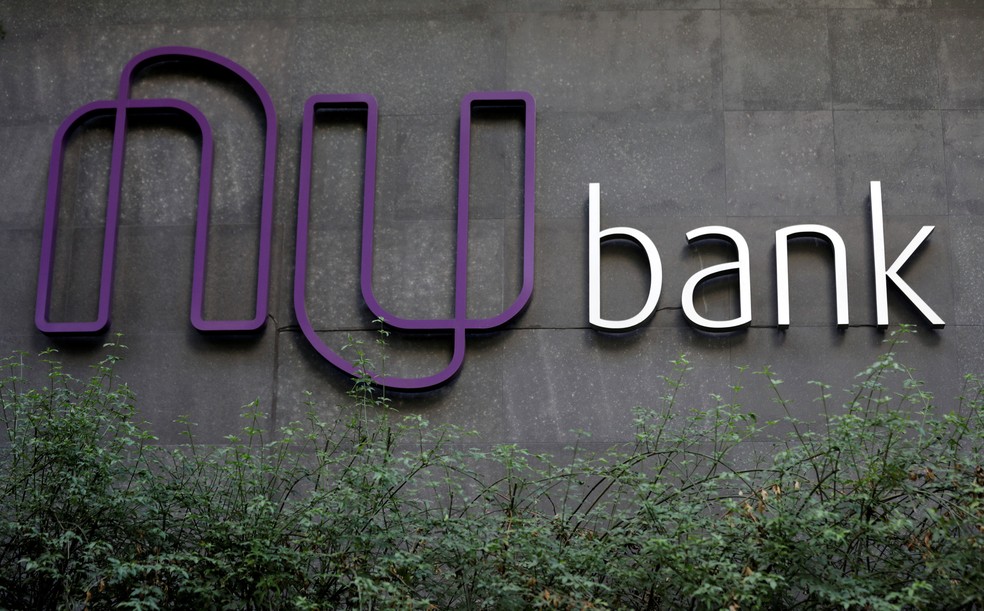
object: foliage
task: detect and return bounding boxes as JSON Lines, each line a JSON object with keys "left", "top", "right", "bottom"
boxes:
{"left": 1, "top": 328, "right": 982, "bottom": 610}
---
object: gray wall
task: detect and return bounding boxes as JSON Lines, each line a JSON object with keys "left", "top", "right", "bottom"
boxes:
{"left": 1, "top": 0, "right": 982, "bottom": 449}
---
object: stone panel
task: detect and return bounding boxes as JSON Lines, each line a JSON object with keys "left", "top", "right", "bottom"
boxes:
{"left": 0, "top": 122, "right": 58, "bottom": 230}
{"left": 722, "top": 9, "right": 831, "bottom": 111}
{"left": 833, "top": 110, "right": 946, "bottom": 216}
{"left": 933, "top": 0, "right": 984, "bottom": 9}
{"left": 0, "top": 330, "right": 277, "bottom": 445}
{"left": 938, "top": 10, "right": 984, "bottom": 110}
{"left": 288, "top": 15, "right": 506, "bottom": 117}
{"left": 502, "top": 0, "right": 719, "bottom": 9}
{"left": 729, "top": 325, "right": 955, "bottom": 440}
{"left": 949, "top": 215, "right": 984, "bottom": 326}
{"left": 3, "top": 0, "right": 296, "bottom": 31}
{"left": 43, "top": 227, "right": 104, "bottom": 326}
{"left": 373, "top": 114, "right": 460, "bottom": 222}
{"left": 110, "top": 224, "right": 271, "bottom": 332}
{"left": 0, "top": 21, "right": 290, "bottom": 123}
{"left": 536, "top": 111, "right": 726, "bottom": 219}
{"left": 506, "top": 10, "right": 722, "bottom": 112}
{"left": 291, "top": 224, "right": 374, "bottom": 331}
{"left": 498, "top": 327, "right": 736, "bottom": 444}
{"left": 274, "top": 328, "right": 506, "bottom": 437}
{"left": 944, "top": 111, "right": 984, "bottom": 214}
{"left": 468, "top": 105, "right": 528, "bottom": 222}
{"left": 829, "top": 10, "right": 939, "bottom": 110}
{"left": 0, "top": 230, "right": 43, "bottom": 335}
{"left": 725, "top": 111, "right": 836, "bottom": 216}
{"left": 723, "top": 0, "right": 929, "bottom": 6}
{"left": 954, "top": 325, "right": 984, "bottom": 380}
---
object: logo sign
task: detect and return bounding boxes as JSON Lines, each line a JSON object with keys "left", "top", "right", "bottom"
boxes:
{"left": 35, "top": 47, "right": 535, "bottom": 392}
{"left": 36, "top": 47, "right": 945, "bottom": 391}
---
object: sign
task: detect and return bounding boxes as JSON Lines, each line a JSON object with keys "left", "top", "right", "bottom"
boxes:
{"left": 35, "top": 46, "right": 535, "bottom": 391}
{"left": 35, "top": 47, "right": 944, "bottom": 392}
{"left": 589, "top": 181, "right": 944, "bottom": 332}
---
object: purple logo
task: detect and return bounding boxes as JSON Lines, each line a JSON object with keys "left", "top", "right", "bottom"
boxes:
{"left": 36, "top": 47, "right": 276, "bottom": 334}
{"left": 295, "top": 93, "right": 536, "bottom": 391}
{"left": 36, "top": 47, "right": 536, "bottom": 392}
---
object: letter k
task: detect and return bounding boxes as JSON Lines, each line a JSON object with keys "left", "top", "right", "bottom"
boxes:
{"left": 870, "top": 181, "right": 945, "bottom": 328}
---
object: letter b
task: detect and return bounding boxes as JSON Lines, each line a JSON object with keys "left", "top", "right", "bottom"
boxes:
{"left": 588, "top": 183, "right": 662, "bottom": 331}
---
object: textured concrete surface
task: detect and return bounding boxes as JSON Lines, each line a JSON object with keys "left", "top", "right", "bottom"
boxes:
{"left": 1, "top": 1, "right": 981, "bottom": 446}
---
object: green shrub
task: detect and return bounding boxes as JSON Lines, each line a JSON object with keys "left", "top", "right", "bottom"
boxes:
{"left": 0, "top": 329, "right": 982, "bottom": 610}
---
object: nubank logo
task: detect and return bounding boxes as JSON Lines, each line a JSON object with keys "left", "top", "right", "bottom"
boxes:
{"left": 35, "top": 46, "right": 536, "bottom": 391}
{"left": 36, "top": 47, "right": 946, "bottom": 392}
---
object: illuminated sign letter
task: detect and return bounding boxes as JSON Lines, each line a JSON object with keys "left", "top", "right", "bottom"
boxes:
{"left": 294, "top": 92, "right": 536, "bottom": 391}
{"left": 775, "top": 225, "right": 849, "bottom": 329}
{"left": 682, "top": 226, "right": 751, "bottom": 331}
{"left": 588, "top": 183, "right": 662, "bottom": 331}
{"left": 870, "top": 181, "right": 944, "bottom": 328}
{"left": 36, "top": 47, "right": 276, "bottom": 334}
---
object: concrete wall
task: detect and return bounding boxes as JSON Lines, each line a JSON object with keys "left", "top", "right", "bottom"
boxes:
{"left": 1, "top": 0, "right": 982, "bottom": 449}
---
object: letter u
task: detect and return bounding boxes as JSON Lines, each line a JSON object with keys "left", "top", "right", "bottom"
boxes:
{"left": 35, "top": 46, "right": 277, "bottom": 334}
{"left": 294, "top": 92, "right": 536, "bottom": 391}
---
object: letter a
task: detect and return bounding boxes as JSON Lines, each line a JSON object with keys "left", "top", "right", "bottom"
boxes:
{"left": 682, "top": 226, "right": 751, "bottom": 331}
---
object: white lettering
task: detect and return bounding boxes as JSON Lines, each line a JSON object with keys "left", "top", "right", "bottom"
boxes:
{"left": 588, "top": 183, "right": 662, "bottom": 331}
{"left": 682, "top": 226, "right": 751, "bottom": 331}
{"left": 776, "top": 225, "right": 849, "bottom": 328}
{"left": 870, "top": 181, "right": 944, "bottom": 328}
